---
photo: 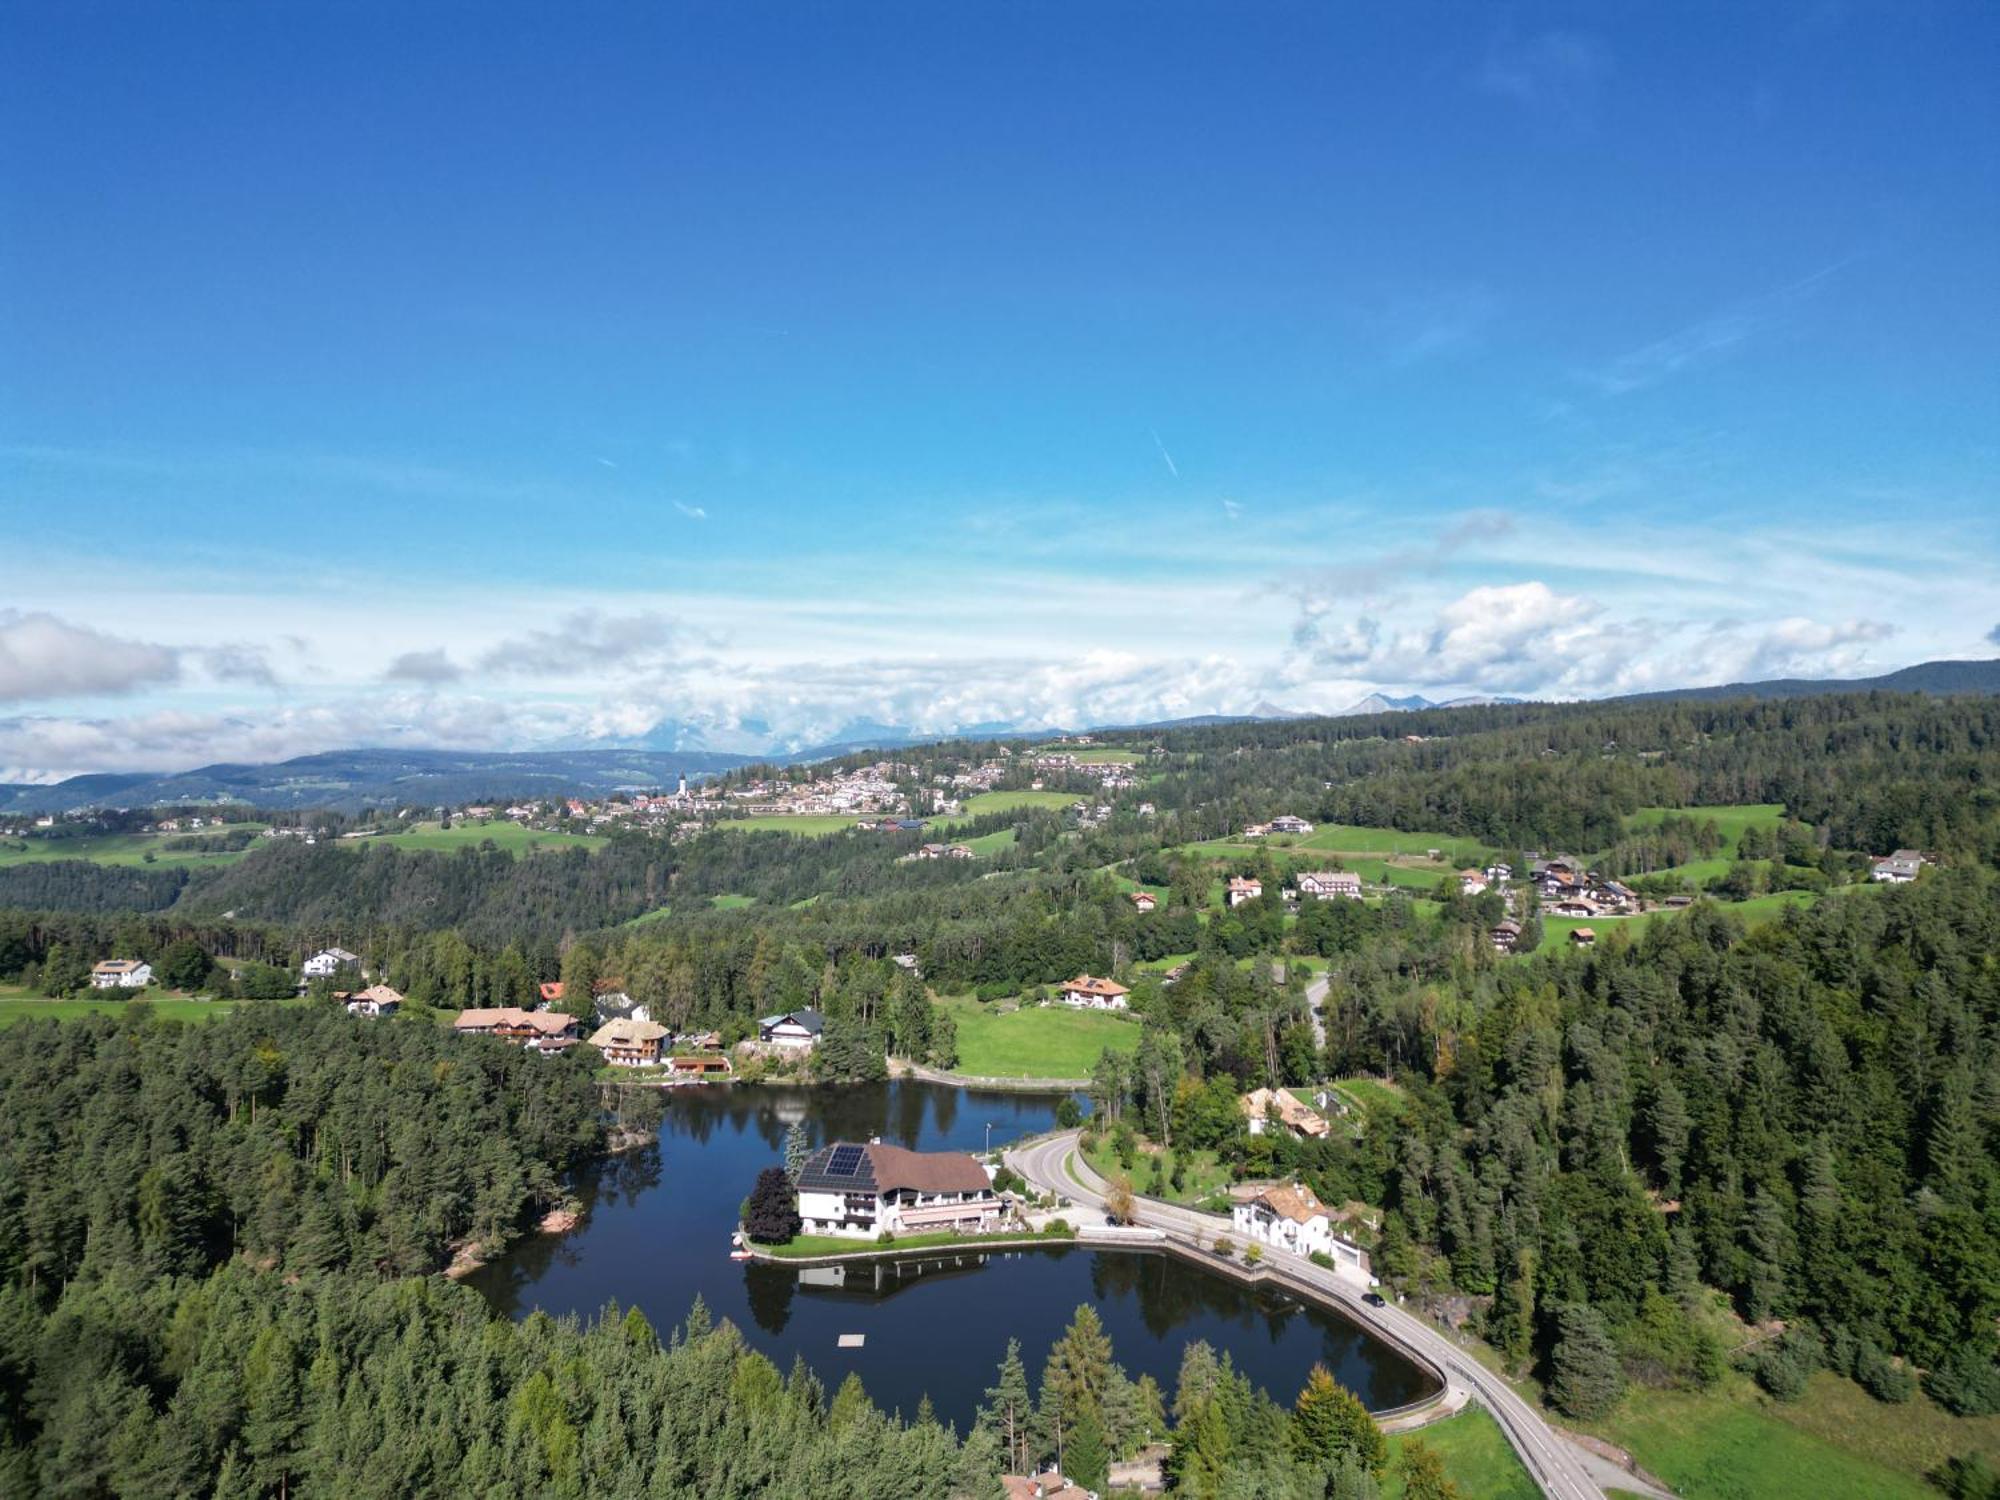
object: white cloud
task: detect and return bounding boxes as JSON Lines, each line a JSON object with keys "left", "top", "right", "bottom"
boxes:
{"left": 0, "top": 611, "right": 180, "bottom": 703}
{"left": 383, "top": 649, "right": 463, "bottom": 684}
{"left": 478, "top": 609, "right": 699, "bottom": 677}
{"left": 673, "top": 500, "right": 708, "bottom": 520}
{"left": 1286, "top": 579, "right": 1896, "bottom": 698}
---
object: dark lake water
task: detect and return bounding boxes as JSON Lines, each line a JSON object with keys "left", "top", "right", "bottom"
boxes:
{"left": 465, "top": 1081, "right": 1434, "bottom": 1428}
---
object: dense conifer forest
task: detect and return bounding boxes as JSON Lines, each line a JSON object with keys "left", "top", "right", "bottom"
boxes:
{"left": 0, "top": 688, "right": 1996, "bottom": 1493}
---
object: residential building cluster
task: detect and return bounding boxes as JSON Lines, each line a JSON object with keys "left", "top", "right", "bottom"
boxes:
{"left": 1528, "top": 856, "right": 1639, "bottom": 918}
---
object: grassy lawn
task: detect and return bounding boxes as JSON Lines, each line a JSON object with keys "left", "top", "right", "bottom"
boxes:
{"left": 0, "top": 827, "right": 264, "bottom": 870}
{"left": 375, "top": 820, "right": 604, "bottom": 853}
{"left": 958, "top": 790, "right": 1080, "bottom": 816}
{"left": 1386, "top": 1407, "right": 1537, "bottom": 1500}
{"left": 1599, "top": 804, "right": 1786, "bottom": 885}
{"left": 1533, "top": 891, "right": 1817, "bottom": 954}
{"left": 725, "top": 814, "right": 860, "bottom": 836}
{"left": 934, "top": 994, "right": 1138, "bottom": 1078}
{"left": 711, "top": 893, "right": 755, "bottom": 910}
{"left": 0, "top": 995, "right": 306, "bottom": 1028}
{"left": 1082, "top": 1131, "right": 1233, "bottom": 1205}
{"left": 622, "top": 905, "right": 674, "bottom": 926}
{"left": 760, "top": 1224, "right": 1077, "bottom": 1258}
{"left": 1023, "top": 744, "right": 1143, "bottom": 763}
{"left": 1330, "top": 1075, "right": 1405, "bottom": 1120}
{"left": 954, "top": 827, "right": 1019, "bottom": 855}
{"left": 1297, "top": 824, "right": 1495, "bottom": 863}
{"left": 1584, "top": 1371, "right": 1976, "bottom": 1500}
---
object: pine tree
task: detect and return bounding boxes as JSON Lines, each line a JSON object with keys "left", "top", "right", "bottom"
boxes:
{"left": 1548, "top": 1303, "right": 1625, "bottom": 1419}
{"left": 979, "top": 1338, "right": 1035, "bottom": 1474}
{"left": 1288, "top": 1364, "right": 1386, "bottom": 1476}
{"left": 1064, "top": 1409, "right": 1108, "bottom": 1492}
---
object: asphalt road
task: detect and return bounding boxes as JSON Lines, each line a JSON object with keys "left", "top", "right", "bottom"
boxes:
{"left": 1005, "top": 1130, "right": 1613, "bottom": 1500}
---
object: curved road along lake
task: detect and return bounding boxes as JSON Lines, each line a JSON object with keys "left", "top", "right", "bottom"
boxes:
{"left": 466, "top": 1081, "right": 1437, "bottom": 1428}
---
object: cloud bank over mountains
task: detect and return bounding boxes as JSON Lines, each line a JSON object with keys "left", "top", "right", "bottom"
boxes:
{"left": 0, "top": 546, "right": 1971, "bottom": 778}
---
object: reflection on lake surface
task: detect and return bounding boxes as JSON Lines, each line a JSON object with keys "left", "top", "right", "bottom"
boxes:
{"left": 465, "top": 1081, "right": 1435, "bottom": 1427}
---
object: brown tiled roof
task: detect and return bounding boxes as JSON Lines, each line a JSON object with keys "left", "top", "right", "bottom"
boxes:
{"left": 588, "top": 1018, "right": 670, "bottom": 1050}
{"left": 1239, "top": 1087, "right": 1331, "bottom": 1138}
{"left": 1063, "top": 975, "right": 1129, "bottom": 998}
{"left": 864, "top": 1143, "right": 992, "bottom": 1195}
{"left": 454, "top": 1007, "right": 577, "bottom": 1034}
{"left": 1249, "top": 1181, "right": 1329, "bottom": 1225}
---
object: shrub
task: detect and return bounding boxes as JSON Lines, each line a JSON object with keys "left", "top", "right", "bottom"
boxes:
{"left": 1213, "top": 1236, "right": 1234, "bottom": 1259}
{"left": 1854, "top": 1340, "right": 1915, "bottom": 1404}
{"left": 1752, "top": 1328, "right": 1822, "bottom": 1402}
{"left": 1925, "top": 1347, "right": 2000, "bottom": 1417}
{"left": 1309, "top": 1250, "right": 1336, "bottom": 1270}
{"left": 1045, "top": 1218, "right": 1071, "bottom": 1237}
{"left": 1054, "top": 1097, "right": 1083, "bottom": 1129}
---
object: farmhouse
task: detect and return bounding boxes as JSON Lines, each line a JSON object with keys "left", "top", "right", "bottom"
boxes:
{"left": 1872, "top": 849, "right": 1926, "bottom": 882}
{"left": 1457, "top": 869, "right": 1488, "bottom": 896}
{"left": 302, "top": 947, "right": 361, "bottom": 980}
{"left": 1057, "top": 975, "right": 1130, "bottom": 1010}
{"left": 1238, "top": 1087, "right": 1331, "bottom": 1139}
{"left": 1268, "top": 814, "right": 1314, "bottom": 835}
{"left": 1225, "top": 876, "right": 1263, "bottom": 907}
{"left": 795, "top": 1140, "right": 1002, "bottom": 1239}
{"left": 1295, "top": 871, "right": 1361, "bottom": 901}
{"left": 452, "top": 1007, "right": 580, "bottom": 1052}
{"left": 1229, "top": 1182, "right": 1371, "bottom": 1279}
{"left": 1570, "top": 927, "right": 1597, "bottom": 948}
{"left": 1128, "top": 891, "right": 1158, "bottom": 913}
{"left": 1491, "top": 919, "right": 1524, "bottom": 953}
{"left": 758, "top": 1009, "right": 825, "bottom": 1048}
{"left": 90, "top": 960, "right": 152, "bottom": 990}
{"left": 340, "top": 984, "right": 402, "bottom": 1017}
{"left": 587, "top": 1017, "right": 671, "bottom": 1067}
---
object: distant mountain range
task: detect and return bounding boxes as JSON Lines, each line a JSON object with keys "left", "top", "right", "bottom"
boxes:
{"left": 0, "top": 748, "right": 759, "bottom": 816}
{"left": 1334, "top": 692, "right": 1525, "bottom": 716}
{"left": 7, "top": 659, "right": 1997, "bottom": 815}
{"left": 1612, "top": 657, "right": 2000, "bottom": 705}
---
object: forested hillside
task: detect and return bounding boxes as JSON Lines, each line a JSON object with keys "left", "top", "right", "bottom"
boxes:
{"left": 0, "top": 687, "right": 1996, "bottom": 1494}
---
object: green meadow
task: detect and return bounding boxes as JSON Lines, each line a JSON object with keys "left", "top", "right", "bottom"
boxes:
{"left": 726, "top": 814, "right": 862, "bottom": 837}
{"left": 933, "top": 993, "right": 1138, "bottom": 1079}
{"left": 0, "top": 824, "right": 266, "bottom": 871}
{"left": 957, "top": 790, "right": 1081, "bottom": 817}
{"left": 1385, "top": 1408, "right": 1537, "bottom": 1500}
{"left": 1533, "top": 889, "right": 1819, "bottom": 954}
{"left": 0, "top": 995, "right": 308, "bottom": 1028}
{"left": 1583, "top": 1371, "right": 1978, "bottom": 1500}
{"left": 1607, "top": 803, "right": 1788, "bottom": 884}
{"left": 375, "top": 820, "right": 604, "bottom": 853}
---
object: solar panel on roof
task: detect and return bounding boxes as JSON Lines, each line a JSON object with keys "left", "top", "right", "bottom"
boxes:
{"left": 825, "top": 1144, "right": 865, "bottom": 1177}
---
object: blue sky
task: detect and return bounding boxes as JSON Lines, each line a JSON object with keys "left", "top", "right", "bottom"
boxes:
{"left": 3, "top": 2, "right": 1997, "bottom": 773}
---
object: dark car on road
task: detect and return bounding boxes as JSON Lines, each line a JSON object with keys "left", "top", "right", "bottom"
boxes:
{"left": 1362, "top": 1292, "right": 1387, "bottom": 1307}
